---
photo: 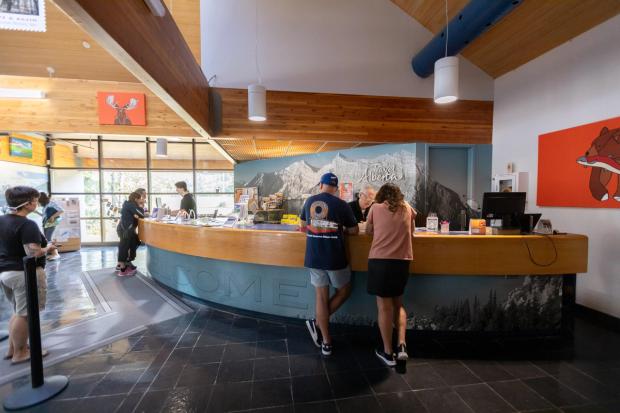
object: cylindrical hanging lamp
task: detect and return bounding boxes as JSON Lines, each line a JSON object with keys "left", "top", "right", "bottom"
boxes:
{"left": 156, "top": 138, "right": 168, "bottom": 157}
{"left": 248, "top": 84, "right": 266, "bottom": 121}
{"left": 434, "top": 56, "right": 459, "bottom": 104}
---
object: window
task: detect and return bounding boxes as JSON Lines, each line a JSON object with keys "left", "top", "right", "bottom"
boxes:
{"left": 51, "top": 170, "right": 99, "bottom": 193}
{"left": 196, "top": 171, "right": 234, "bottom": 193}
{"left": 197, "top": 194, "right": 234, "bottom": 216}
{"left": 150, "top": 171, "right": 193, "bottom": 193}
{"left": 149, "top": 142, "right": 193, "bottom": 169}
{"left": 80, "top": 219, "right": 102, "bottom": 243}
{"left": 102, "top": 171, "right": 148, "bottom": 193}
{"left": 101, "top": 141, "right": 147, "bottom": 169}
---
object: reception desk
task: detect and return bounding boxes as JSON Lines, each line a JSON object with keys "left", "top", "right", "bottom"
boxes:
{"left": 139, "top": 220, "right": 588, "bottom": 333}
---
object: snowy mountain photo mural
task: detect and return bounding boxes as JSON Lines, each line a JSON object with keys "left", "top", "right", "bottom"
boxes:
{"left": 234, "top": 143, "right": 565, "bottom": 332}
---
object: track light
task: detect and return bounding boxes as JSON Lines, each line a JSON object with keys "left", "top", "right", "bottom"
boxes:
{"left": 156, "top": 138, "right": 168, "bottom": 157}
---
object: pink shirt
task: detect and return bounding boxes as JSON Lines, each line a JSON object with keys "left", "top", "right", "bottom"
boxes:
{"left": 367, "top": 202, "right": 415, "bottom": 260}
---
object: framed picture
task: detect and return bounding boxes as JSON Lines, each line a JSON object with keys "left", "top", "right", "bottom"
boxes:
{"left": 0, "top": 0, "right": 46, "bottom": 32}
{"left": 339, "top": 182, "right": 354, "bottom": 202}
{"left": 97, "top": 92, "right": 146, "bottom": 126}
{"left": 9, "top": 137, "right": 33, "bottom": 159}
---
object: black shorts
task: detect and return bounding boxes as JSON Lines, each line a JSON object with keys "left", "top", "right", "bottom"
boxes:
{"left": 367, "top": 259, "right": 410, "bottom": 297}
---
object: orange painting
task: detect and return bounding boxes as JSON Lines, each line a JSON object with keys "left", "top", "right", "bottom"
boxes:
{"left": 97, "top": 92, "right": 146, "bottom": 126}
{"left": 537, "top": 116, "right": 620, "bottom": 208}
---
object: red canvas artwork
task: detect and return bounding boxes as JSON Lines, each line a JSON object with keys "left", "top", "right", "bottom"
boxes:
{"left": 537, "top": 116, "right": 620, "bottom": 208}
{"left": 97, "top": 92, "right": 146, "bottom": 126}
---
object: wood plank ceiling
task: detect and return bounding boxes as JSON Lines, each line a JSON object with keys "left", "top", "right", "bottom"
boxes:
{"left": 390, "top": 0, "right": 620, "bottom": 78}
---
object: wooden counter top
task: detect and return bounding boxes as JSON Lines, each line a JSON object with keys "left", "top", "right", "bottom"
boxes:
{"left": 138, "top": 220, "right": 588, "bottom": 275}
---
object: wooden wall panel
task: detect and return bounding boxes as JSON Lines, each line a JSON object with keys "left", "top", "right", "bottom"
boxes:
{"left": 0, "top": 75, "right": 199, "bottom": 137}
{"left": 0, "top": 134, "right": 47, "bottom": 167}
{"left": 214, "top": 88, "right": 493, "bottom": 145}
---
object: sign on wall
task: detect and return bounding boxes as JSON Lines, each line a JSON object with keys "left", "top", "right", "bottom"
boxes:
{"left": 97, "top": 92, "right": 146, "bottom": 126}
{"left": 0, "top": 0, "right": 46, "bottom": 32}
{"left": 538, "top": 115, "right": 620, "bottom": 208}
{"left": 9, "top": 137, "right": 33, "bottom": 158}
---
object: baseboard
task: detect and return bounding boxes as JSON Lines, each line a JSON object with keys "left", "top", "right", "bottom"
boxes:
{"left": 575, "top": 304, "right": 620, "bottom": 333}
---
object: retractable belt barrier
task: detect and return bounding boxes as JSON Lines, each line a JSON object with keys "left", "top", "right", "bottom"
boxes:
{"left": 3, "top": 257, "right": 69, "bottom": 411}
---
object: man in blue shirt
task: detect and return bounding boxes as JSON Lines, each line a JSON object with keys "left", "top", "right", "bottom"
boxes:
{"left": 300, "top": 173, "right": 358, "bottom": 356}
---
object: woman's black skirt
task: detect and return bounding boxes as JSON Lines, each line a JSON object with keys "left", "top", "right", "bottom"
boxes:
{"left": 367, "top": 258, "right": 410, "bottom": 297}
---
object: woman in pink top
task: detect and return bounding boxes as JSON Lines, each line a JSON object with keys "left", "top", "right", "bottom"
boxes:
{"left": 366, "top": 183, "right": 416, "bottom": 367}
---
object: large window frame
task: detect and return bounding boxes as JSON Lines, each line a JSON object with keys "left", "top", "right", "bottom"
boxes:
{"left": 50, "top": 136, "right": 233, "bottom": 244}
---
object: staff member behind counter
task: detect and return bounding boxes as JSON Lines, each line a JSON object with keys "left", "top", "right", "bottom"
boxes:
{"left": 172, "top": 181, "right": 197, "bottom": 218}
{"left": 348, "top": 185, "right": 376, "bottom": 223}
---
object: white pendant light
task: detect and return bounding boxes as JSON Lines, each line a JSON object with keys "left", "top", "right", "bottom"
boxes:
{"left": 248, "top": 0, "right": 267, "bottom": 121}
{"left": 434, "top": 56, "right": 459, "bottom": 104}
{"left": 434, "top": 0, "right": 459, "bottom": 104}
{"left": 156, "top": 138, "right": 167, "bottom": 157}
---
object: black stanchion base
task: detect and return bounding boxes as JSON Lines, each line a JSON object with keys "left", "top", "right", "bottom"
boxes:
{"left": 3, "top": 375, "right": 69, "bottom": 411}
{"left": 0, "top": 330, "right": 8, "bottom": 342}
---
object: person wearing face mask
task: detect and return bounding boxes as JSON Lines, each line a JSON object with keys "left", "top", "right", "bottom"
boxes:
{"left": 348, "top": 185, "right": 376, "bottom": 223}
{"left": 0, "top": 186, "right": 55, "bottom": 364}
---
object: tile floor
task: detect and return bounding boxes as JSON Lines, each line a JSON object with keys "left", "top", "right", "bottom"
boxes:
{"left": 1, "top": 248, "right": 620, "bottom": 413}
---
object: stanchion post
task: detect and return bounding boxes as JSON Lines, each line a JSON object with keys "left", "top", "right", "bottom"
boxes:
{"left": 2, "top": 257, "right": 68, "bottom": 411}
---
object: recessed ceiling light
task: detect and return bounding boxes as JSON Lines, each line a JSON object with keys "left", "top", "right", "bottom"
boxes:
{"left": 82, "top": 40, "right": 91, "bottom": 49}
{"left": 46, "top": 66, "right": 55, "bottom": 77}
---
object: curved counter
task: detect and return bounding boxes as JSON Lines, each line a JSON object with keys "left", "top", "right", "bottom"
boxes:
{"left": 139, "top": 220, "right": 587, "bottom": 332}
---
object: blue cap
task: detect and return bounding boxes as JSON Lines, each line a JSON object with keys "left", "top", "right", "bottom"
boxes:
{"left": 319, "top": 172, "right": 338, "bottom": 187}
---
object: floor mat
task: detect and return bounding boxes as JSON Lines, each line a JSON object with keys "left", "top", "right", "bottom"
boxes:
{"left": 0, "top": 269, "right": 192, "bottom": 385}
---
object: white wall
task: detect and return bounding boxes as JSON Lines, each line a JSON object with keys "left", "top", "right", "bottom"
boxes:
{"left": 492, "top": 15, "right": 620, "bottom": 318}
{"left": 201, "top": 0, "right": 493, "bottom": 100}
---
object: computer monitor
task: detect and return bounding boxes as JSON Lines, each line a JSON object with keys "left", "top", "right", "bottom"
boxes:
{"left": 482, "top": 192, "right": 526, "bottom": 228}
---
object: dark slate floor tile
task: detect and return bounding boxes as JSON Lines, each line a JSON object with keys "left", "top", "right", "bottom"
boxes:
{"left": 195, "top": 330, "right": 229, "bottom": 346}
{"left": 497, "top": 360, "right": 548, "bottom": 379}
{"left": 161, "top": 385, "right": 212, "bottom": 413}
{"left": 70, "top": 355, "right": 115, "bottom": 376}
{"left": 561, "top": 404, "right": 618, "bottom": 413}
{"left": 165, "top": 348, "right": 192, "bottom": 367}
{"left": 131, "top": 335, "right": 167, "bottom": 352}
{"left": 89, "top": 368, "right": 145, "bottom": 396}
{"left": 376, "top": 391, "right": 428, "bottom": 413}
{"left": 189, "top": 344, "right": 224, "bottom": 364}
{"left": 150, "top": 365, "right": 183, "bottom": 391}
{"left": 336, "top": 395, "right": 383, "bottom": 413}
{"left": 176, "top": 362, "right": 219, "bottom": 387}
{"left": 207, "top": 381, "right": 252, "bottom": 413}
{"left": 323, "top": 353, "right": 360, "bottom": 373}
{"left": 453, "top": 383, "right": 516, "bottom": 413}
{"left": 363, "top": 367, "right": 411, "bottom": 394}
{"left": 431, "top": 361, "right": 482, "bottom": 386}
{"left": 111, "top": 350, "right": 158, "bottom": 372}
{"left": 328, "top": 371, "right": 372, "bottom": 398}
{"left": 553, "top": 367, "right": 619, "bottom": 402}
{"left": 523, "top": 376, "right": 588, "bottom": 407}
{"left": 290, "top": 354, "right": 325, "bottom": 377}
{"left": 403, "top": 363, "right": 448, "bottom": 390}
{"left": 226, "top": 326, "right": 258, "bottom": 343}
{"left": 587, "top": 368, "right": 620, "bottom": 390}
{"left": 222, "top": 342, "right": 257, "bottom": 361}
{"left": 251, "top": 378, "right": 293, "bottom": 409}
{"left": 416, "top": 387, "right": 475, "bottom": 413}
{"left": 134, "top": 389, "right": 169, "bottom": 413}
{"left": 54, "top": 372, "right": 105, "bottom": 399}
{"left": 294, "top": 400, "right": 339, "bottom": 413}
{"left": 292, "top": 374, "right": 333, "bottom": 403}
{"left": 17, "top": 398, "right": 82, "bottom": 413}
{"left": 287, "top": 337, "right": 318, "bottom": 356}
{"left": 353, "top": 348, "right": 388, "bottom": 370}
{"left": 254, "top": 356, "right": 290, "bottom": 380}
{"left": 258, "top": 324, "right": 287, "bottom": 341}
{"left": 489, "top": 379, "right": 553, "bottom": 411}
{"left": 115, "top": 393, "right": 143, "bottom": 413}
{"left": 70, "top": 394, "right": 126, "bottom": 413}
{"left": 461, "top": 360, "right": 514, "bottom": 382}
{"left": 217, "top": 359, "right": 254, "bottom": 383}
{"left": 245, "top": 407, "right": 294, "bottom": 413}
{"left": 176, "top": 332, "right": 200, "bottom": 348}
{"left": 256, "top": 339, "right": 288, "bottom": 358}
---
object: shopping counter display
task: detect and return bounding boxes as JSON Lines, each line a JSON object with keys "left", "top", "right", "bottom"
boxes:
{"left": 138, "top": 219, "right": 588, "bottom": 333}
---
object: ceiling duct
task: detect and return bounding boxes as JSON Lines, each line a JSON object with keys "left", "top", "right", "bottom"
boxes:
{"left": 412, "top": 0, "right": 522, "bottom": 78}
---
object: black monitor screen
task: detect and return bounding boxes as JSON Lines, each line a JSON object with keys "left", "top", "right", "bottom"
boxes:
{"left": 482, "top": 192, "right": 526, "bottom": 220}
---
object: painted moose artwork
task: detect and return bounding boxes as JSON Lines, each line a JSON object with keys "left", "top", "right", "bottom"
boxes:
{"left": 97, "top": 92, "right": 146, "bottom": 126}
{"left": 576, "top": 127, "right": 620, "bottom": 202}
{"left": 538, "top": 116, "right": 620, "bottom": 208}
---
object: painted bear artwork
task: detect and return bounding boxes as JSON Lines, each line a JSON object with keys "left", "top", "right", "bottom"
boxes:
{"left": 538, "top": 116, "right": 620, "bottom": 208}
{"left": 576, "top": 127, "right": 620, "bottom": 202}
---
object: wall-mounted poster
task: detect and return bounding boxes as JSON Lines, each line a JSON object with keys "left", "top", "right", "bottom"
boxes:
{"left": 97, "top": 92, "right": 146, "bottom": 126}
{"left": 9, "top": 137, "right": 33, "bottom": 158}
{"left": 538, "top": 116, "right": 620, "bottom": 208}
{"left": 0, "top": 0, "right": 46, "bottom": 32}
{"left": 339, "top": 182, "right": 353, "bottom": 202}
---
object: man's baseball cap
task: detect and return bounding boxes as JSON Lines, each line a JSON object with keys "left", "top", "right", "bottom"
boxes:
{"left": 319, "top": 172, "right": 338, "bottom": 187}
